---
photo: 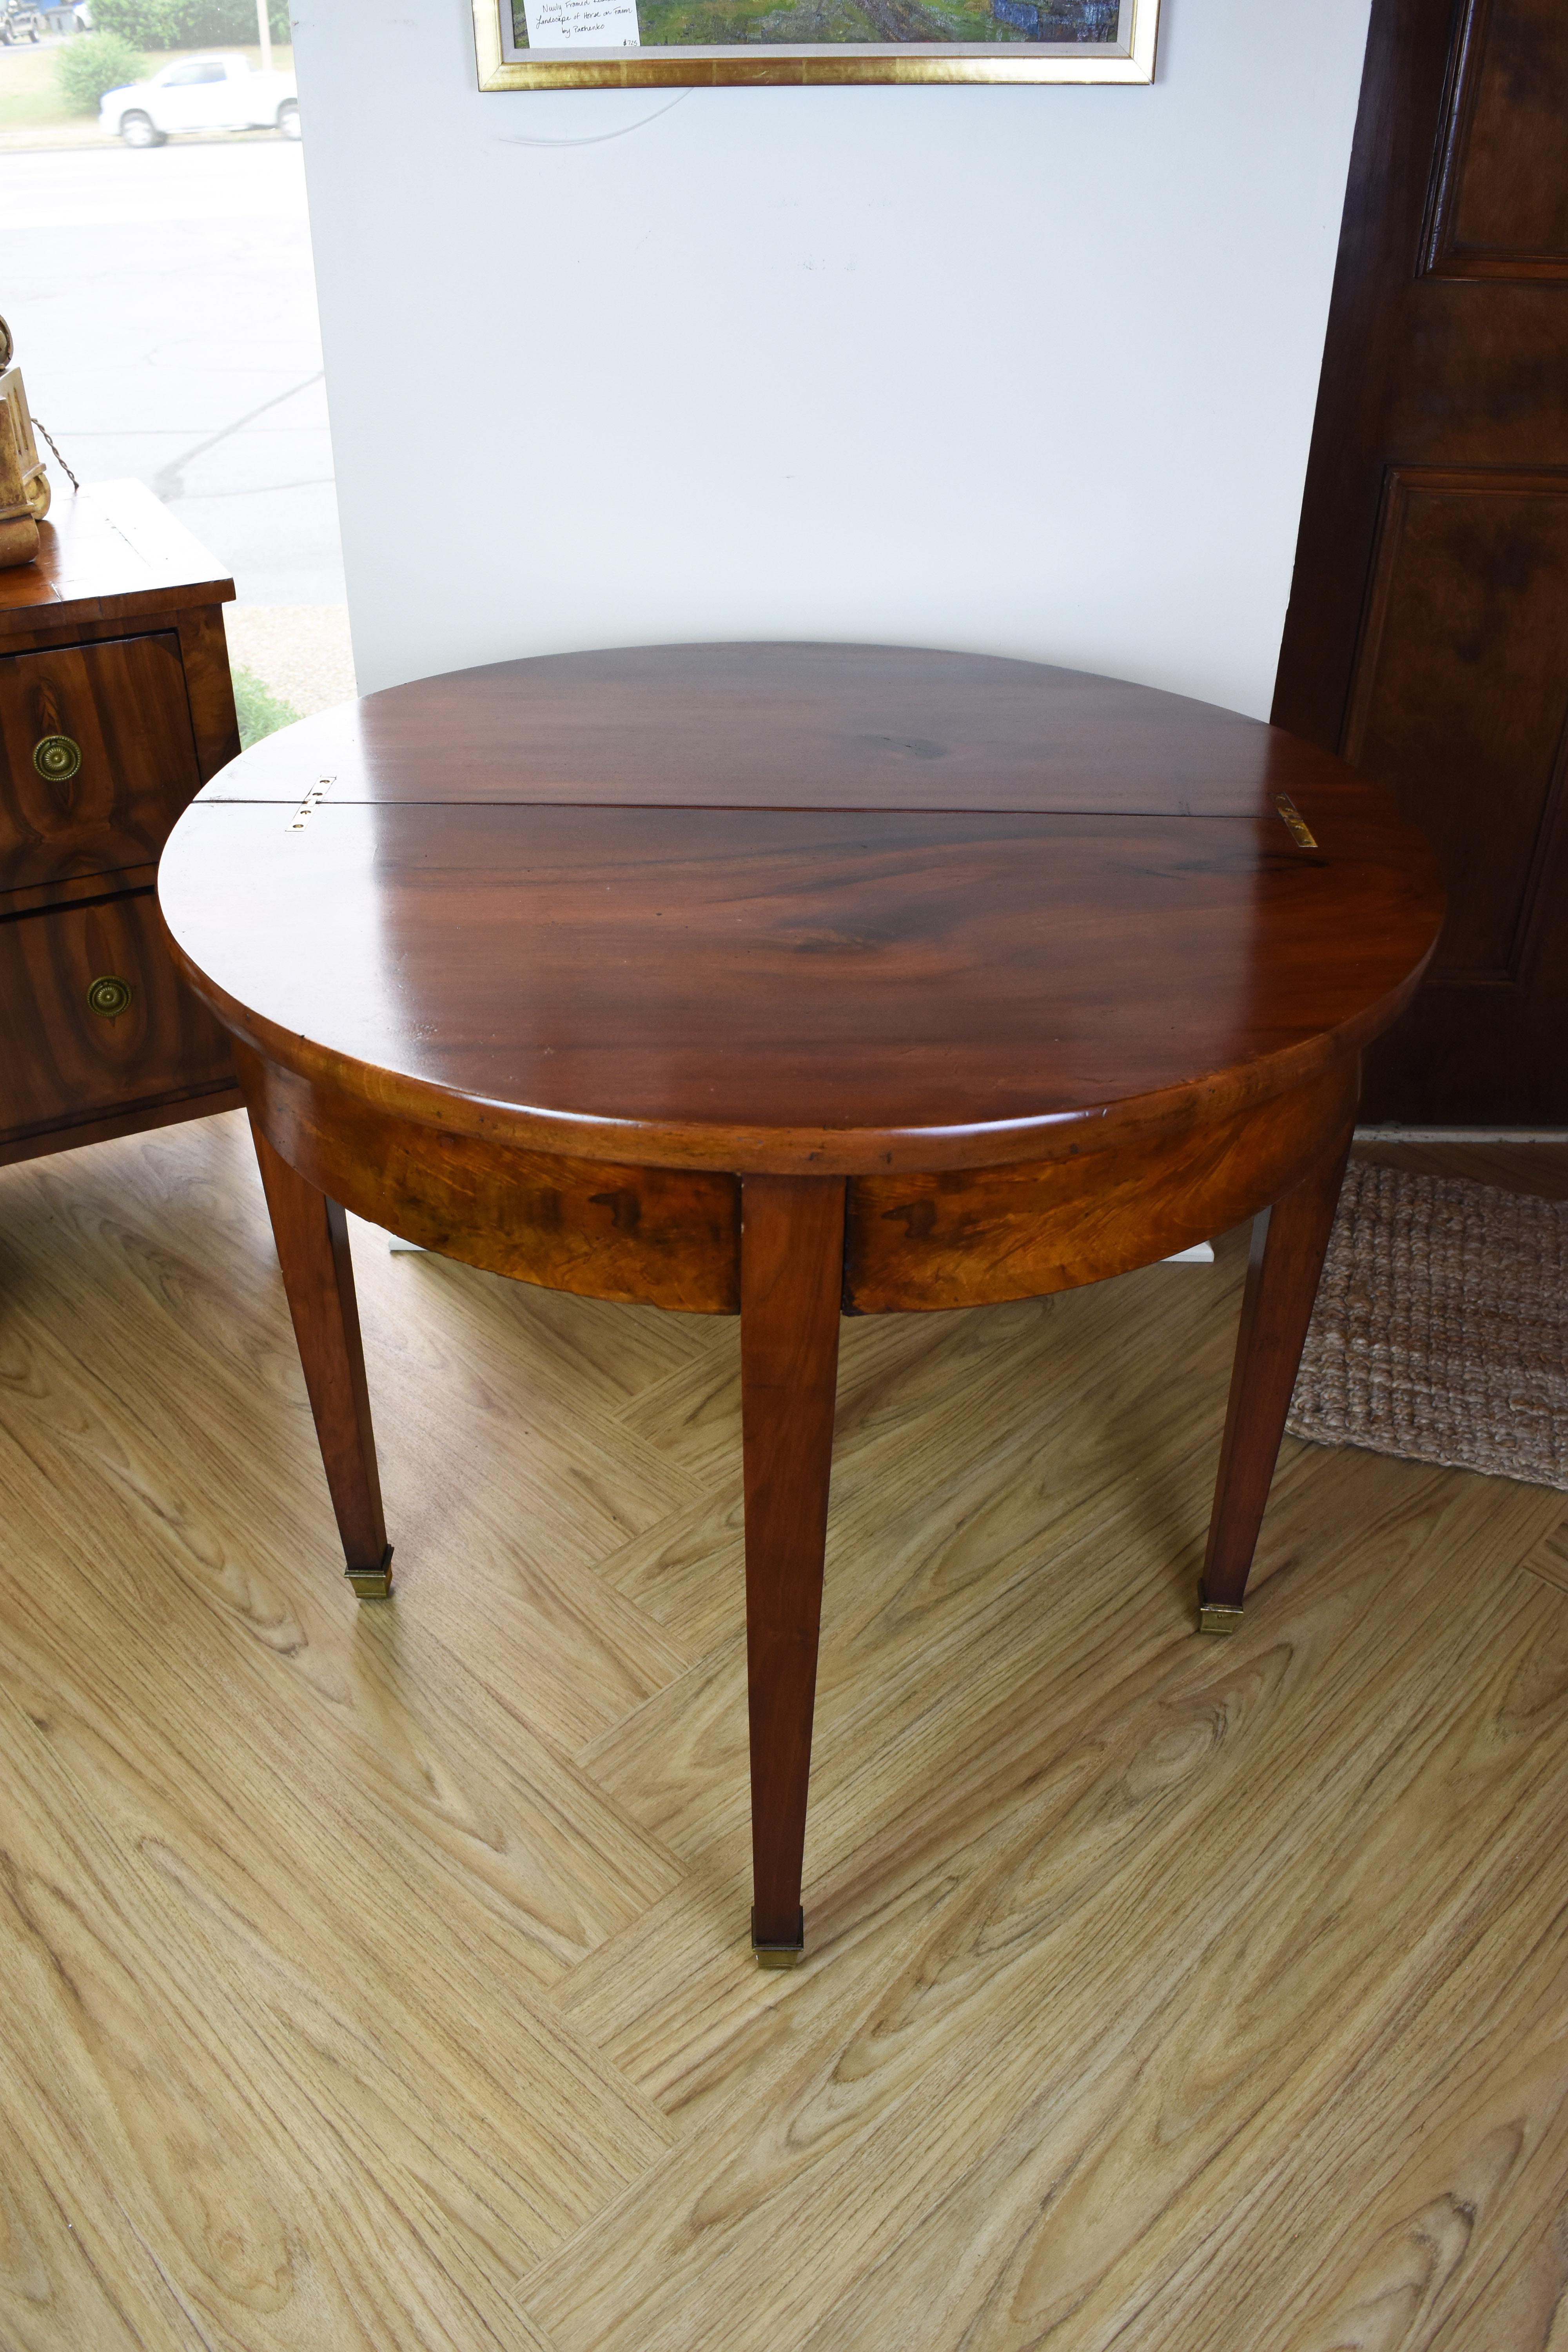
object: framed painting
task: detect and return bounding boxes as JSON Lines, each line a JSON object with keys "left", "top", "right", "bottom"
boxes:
{"left": 473, "top": 0, "right": 1158, "bottom": 89}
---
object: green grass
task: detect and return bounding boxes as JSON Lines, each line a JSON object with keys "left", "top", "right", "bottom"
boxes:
{"left": 635, "top": 0, "right": 1025, "bottom": 38}
{"left": 513, "top": 0, "right": 1033, "bottom": 42}
{"left": 635, "top": 0, "right": 881, "bottom": 38}
{"left": 0, "top": 87, "right": 73, "bottom": 128}
{"left": 0, "top": 42, "right": 78, "bottom": 126}
{"left": 232, "top": 663, "right": 298, "bottom": 750}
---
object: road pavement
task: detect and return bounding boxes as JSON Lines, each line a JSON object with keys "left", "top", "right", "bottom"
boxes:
{"left": 2, "top": 140, "right": 345, "bottom": 603}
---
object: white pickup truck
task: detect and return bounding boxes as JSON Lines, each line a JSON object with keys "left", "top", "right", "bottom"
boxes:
{"left": 100, "top": 51, "right": 299, "bottom": 146}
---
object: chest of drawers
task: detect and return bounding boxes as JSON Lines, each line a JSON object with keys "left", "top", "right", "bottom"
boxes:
{"left": 0, "top": 480, "right": 243, "bottom": 1168}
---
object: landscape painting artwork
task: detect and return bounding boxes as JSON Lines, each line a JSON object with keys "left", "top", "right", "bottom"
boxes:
{"left": 474, "top": 0, "right": 1156, "bottom": 86}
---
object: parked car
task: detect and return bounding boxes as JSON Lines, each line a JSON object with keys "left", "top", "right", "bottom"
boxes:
{"left": 99, "top": 51, "right": 299, "bottom": 146}
{"left": 0, "top": 3, "right": 42, "bottom": 43}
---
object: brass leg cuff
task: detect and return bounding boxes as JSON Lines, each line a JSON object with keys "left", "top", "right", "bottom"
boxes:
{"left": 1197, "top": 1591, "right": 1243, "bottom": 1636}
{"left": 346, "top": 1546, "right": 394, "bottom": 1601}
{"left": 751, "top": 1907, "right": 805, "bottom": 1969}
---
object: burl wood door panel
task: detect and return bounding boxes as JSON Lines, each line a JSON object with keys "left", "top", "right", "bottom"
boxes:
{"left": 0, "top": 891, "right": 234, "bottom": 1148}
{"left": 1275, "top": 0, "right": 1568, "bottom": 1122}
{"left": 0, "top": 631, "right": 203, "bottom": 894}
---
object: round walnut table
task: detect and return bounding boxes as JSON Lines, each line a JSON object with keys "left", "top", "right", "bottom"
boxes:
{"left": 159, "top": 643, "right": 1445, "bottom": 1966}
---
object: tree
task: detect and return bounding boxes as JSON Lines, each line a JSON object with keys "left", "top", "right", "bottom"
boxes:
{"left": 56, "top": 29, "right": 145, "bottom": 110}
{"left": 90, "top": 0, "right": 289, "bottom": 47}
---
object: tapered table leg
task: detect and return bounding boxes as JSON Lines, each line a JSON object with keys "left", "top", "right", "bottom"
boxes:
{"left": 1197, "top": 1129, "right": 1352, "bottom": 1631}
{"left": 741, "top": 1175, "right": 845, "bottom": 1966}
{"left": 248, "top": 1114, "right": 392, "bottom": 1599}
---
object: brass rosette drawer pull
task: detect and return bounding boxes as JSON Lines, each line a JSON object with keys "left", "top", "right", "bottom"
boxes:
{"left": 86, "top": 973, "right": 133, "bottom": 1019}
{"left": 34, "top": 732, "right": 82, "bottom": 782}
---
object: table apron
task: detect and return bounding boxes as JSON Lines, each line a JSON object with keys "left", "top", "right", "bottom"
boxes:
{"left": 235, "top": 1042, "right": 744, "bottom": 1314}
{"left": 235, "top": 1043, "right": 1359, "bottom": 1318}
{"left": 844, "top": 1057, "right": 1359, "bottom": 1312}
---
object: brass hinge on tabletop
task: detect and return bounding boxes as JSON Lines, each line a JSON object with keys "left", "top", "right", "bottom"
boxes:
{"left": 1274, "top": 793, "right": 1318, "bottom": 849}
{"left": 290, "top": 777, "right": 335, "bottom": 833}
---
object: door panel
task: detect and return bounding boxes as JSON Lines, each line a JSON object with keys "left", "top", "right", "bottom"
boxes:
{"left": 1425, "top": 0, "right": 1568, "bottom": 279}
{"left": 1274, "top": 0, "right": 1568, "bottom": 1123}
{"left": 1343, "top": 468, "right": 1568, "bottom": 984}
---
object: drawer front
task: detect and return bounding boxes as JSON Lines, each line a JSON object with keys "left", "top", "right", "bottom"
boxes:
{"left": 0, "top": 631, "right": 202, "bottom": 894}
{"left": 0, "top": 890, "right": 234, "bottom": 1146}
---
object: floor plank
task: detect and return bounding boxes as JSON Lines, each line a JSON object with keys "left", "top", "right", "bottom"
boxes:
{"left": 523, "top": 1475, "right": 1566, "bottom": 2352}
{"left": 2, "top": 1115, "right": 1566, "bottom": 2350}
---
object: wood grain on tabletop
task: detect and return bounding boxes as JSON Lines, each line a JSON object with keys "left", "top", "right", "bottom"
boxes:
{"left": 162, "top": 644, "right": 1443, "bottom": 1181}
{"left": 191, "top": 639, "right": 1405, "bottom": 818}
{"left": 2, "top": 1110, "right": 1566, "bottom": 2349}
{"left": 159, "top": 795, "right": 1442, "bottom": 1170}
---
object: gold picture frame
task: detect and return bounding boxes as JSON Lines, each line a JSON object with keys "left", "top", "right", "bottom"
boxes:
{"left": 473, "top": 0, "right": 1157, "bottom": 90}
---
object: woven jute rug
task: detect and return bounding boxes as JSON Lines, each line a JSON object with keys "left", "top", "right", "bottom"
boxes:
{"left": 1286, "top": 1163, "right": 1568, "bottom": 1491}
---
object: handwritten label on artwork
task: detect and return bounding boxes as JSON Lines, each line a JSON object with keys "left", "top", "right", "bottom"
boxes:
{"left": 522, "top": 0, "right": 640, "bottom": 45}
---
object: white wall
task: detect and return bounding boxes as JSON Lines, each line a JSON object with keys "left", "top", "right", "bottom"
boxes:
{"left": 290, "top": 0, "right": 1369, "bottom": 716}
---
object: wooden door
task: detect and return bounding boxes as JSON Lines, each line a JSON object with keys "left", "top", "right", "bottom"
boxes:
{"left": 1273, "top": 0, "right": 1568, "bottom": 1124}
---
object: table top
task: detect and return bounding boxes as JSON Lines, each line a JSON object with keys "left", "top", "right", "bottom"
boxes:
{"left": 0, "top": 480, "right": 234, "bottom": 640}
{"left": 159, "top": 643, "right": 1446, "bottom": 1174}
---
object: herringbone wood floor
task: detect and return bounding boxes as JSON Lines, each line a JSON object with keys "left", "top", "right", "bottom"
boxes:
{"left": 2, "top": 1113, "right": 1567, "bottom": 2352}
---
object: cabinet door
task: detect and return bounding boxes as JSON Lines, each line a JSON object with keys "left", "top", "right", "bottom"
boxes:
{"left": 0, "top": 632, "right": 203, "bottom": 896}
{"left": 1274, "top": 0, "right": 1568, "bottom": 1122}
{"left": 0, "top": 890, "right": 234, "bottom": 1149}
